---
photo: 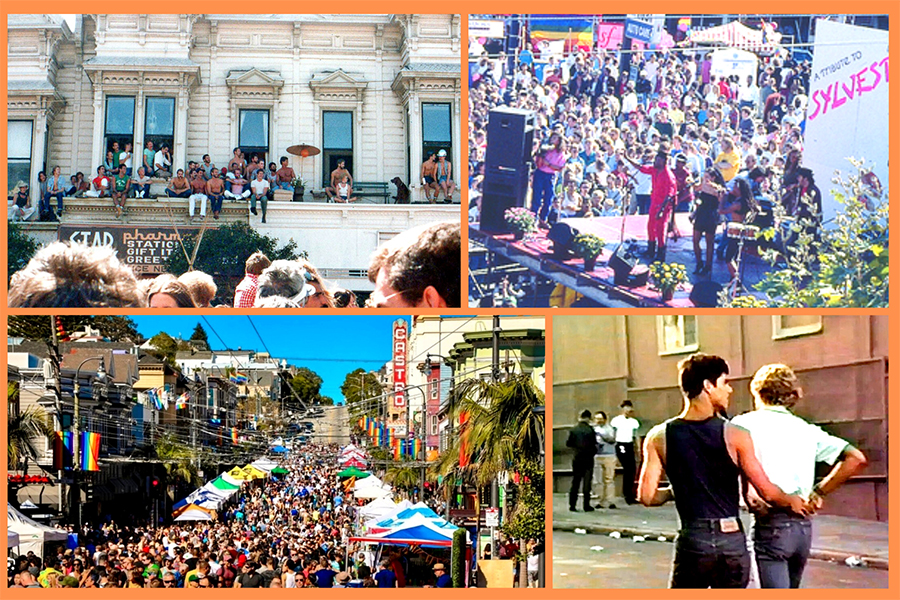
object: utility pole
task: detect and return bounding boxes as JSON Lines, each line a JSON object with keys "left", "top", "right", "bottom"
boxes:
{"left": 491, "top": 315, "right": 501, "bottom": 557}
{"left": 48, "top": 316, "right": 65, "bottom": 517}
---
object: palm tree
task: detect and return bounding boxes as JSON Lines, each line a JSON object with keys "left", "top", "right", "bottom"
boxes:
{"left": 434, "top": 373, "right": 544, "bottom": 486}
{"left": 8, "top": 384, "right": 54, "bottom": 470}
{"left": 383, "top": 464, "right": 419, "bottom": 490}
{"left": 154, "top": 433, "right": 201, "bottom": 487}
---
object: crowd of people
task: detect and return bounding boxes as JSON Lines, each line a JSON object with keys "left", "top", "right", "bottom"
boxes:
{"left": 469, "top": 31, "right": 827, "bottom": 276}
{"left": 7, "top": 444, "right": 456, "bottom": 589}
{"left": 7, "top": 221, "right": 461, "bottom": 309}
{"left": 10, "top": 146, "right": 302, "bottom": 224}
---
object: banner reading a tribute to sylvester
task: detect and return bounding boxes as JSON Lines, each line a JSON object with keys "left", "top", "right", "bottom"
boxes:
{"left": 803, "top": 19, "right": 889, "bottom": 225}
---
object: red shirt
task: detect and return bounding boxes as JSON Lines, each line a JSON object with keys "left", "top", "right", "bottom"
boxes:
{"left": 234, "top": 274, "right": 259, "bottom": 308}
{"left": 639, "top": 164, "right": 677, "bottom": 207}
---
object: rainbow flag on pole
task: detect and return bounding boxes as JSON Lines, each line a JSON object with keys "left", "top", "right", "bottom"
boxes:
{"left": 229, "top": 371, "right": 248, "bottom": 384}
{"left": 80, "top": 432, "right": 100, "bottom": 471}
{"left": 231, "top": 427, "right": 239, "bottom": 444}
{"left": 175, "top": 393, "right": 189, "bottom": 410}
{"left": 53, "top": 431, "right": 75, "bottom": 470}
{"left": 529, "top": 16, "right": 594, "bottom": 50}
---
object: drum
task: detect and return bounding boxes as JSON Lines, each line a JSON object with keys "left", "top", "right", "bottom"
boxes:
{"left": 726, "top": 223, "right": 760, "bottom": 240}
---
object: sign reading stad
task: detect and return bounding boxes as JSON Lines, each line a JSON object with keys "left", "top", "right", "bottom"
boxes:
{"left": 392, "top": 319, "right": 408, "bottom": 409}
{"left": 58, "top": 225, "right": 198, "bottom": 275}
{"left": 803, "top": 19, "right": 889, "bottom": 225}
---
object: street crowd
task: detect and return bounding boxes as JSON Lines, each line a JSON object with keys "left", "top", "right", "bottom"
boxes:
{"left": 8, "top": 443, "right": 447, "bottom": 589}
{"left": 469, "top": 31, "right": 830, "bottom": 273}
{"left": 7, "top": 220, "right": 461, "bottom": 309}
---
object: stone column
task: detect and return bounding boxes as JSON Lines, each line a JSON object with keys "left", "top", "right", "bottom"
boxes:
{"left": 407, "top": 87, "right": 422, "bottom": 188}
{"left": 90, "top": 78, "right": 105, "bottom": 171}
{"left": 452, "top": 89, "right": 461, "bottom": 190}
{"left": 174, "top": 83, "right": 189, "bottom": 172}
{"left": 31, "top": 111, "right": 48, "bottom": 194}
{"left": 133, "top": 85, "right": 145, "bottom": 161}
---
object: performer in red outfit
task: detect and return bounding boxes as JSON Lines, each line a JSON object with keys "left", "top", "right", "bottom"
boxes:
{"left": 626, "top": 151, "right": 677, "bottom": 262}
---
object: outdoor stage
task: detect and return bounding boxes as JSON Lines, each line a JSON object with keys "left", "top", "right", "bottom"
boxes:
{"left": 470, "top": 214, "right": 771, "bottom": 307}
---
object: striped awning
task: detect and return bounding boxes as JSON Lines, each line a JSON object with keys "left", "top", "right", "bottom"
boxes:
{"left": 687, "top": 21, "right": 781, "bottom": 53}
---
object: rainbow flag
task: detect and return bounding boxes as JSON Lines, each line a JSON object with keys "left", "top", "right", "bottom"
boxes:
{"left": 391, "top": 439, "right": 401, "bottom": 460}
{"left": 80, "top": 432, "right": 100, "bottom": 471}
{"left": 53, "top": 431, "right": 74, "bottom": 470}
{"left": 231, "top": 427, "right": 239, "bottom": 444}
{"left": 529, "top": 16, "right": 593, "bottom": 49}
{"left": 230, "top": 371, "right": 248, "bottom": 384}
{"left": 412, "top": 439, "right": 422, "bottom": 460}
{"left": 175, "top": 393, "right": 189, "bottom": 410}
{"left": 366, "top": 418, "right": 375, "bottom": 437}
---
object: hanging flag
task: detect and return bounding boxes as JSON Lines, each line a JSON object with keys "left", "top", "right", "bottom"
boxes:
{"left": 366, "top": 417, "right": 375, "bottom": 437}
{"left": 459, "top": 411, "right": 470, "bottom": 468}
{"left": 529, "top": 16, "right": 594, "bottom": 50}
{"left": 175, "top": 393, "right": 189, "bottom": 410}
{"left": 231, "top": 427, "right": 239, "bottom": 444}
{"left": 55, "top": 317, "right": 71, "bottom": 342}
{"left": 53, "top": 431, "right": 75, "bottom": 470}
{"left": 413, "top": 438, "right": 422, "bottom": 460}
{"left": 80, "top": 432, "right": 100, "bottom": 471}
{"left": 391, "top": 439, "right": 400, "bottom": 460}
{"left": 230, "top": 371, "right": 248, "bottom": 384}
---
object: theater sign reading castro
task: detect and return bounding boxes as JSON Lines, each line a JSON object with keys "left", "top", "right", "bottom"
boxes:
{"left": 7, "top": 14, "right": 461, "bottom": 293}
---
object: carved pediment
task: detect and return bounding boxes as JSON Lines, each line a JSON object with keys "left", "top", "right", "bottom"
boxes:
{"left": 308, "top": 69, "right": 367, "bottom": 102}
{"left": 225, "top": 68, "right": 285, "bottom": 88}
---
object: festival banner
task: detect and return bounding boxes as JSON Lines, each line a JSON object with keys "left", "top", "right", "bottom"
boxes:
{"left": 529, "top": 16, "right": 593, "bottom": 49}
{"left": 80, "top": 432, "right": 101, "bottom": 471}
{"left": 53, "top": 431, "right": 75, "bottom": 470}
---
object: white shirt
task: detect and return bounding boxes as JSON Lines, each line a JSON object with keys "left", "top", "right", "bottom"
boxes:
{"left": 731, "top": 405, "right": 848, "bottom": 497}
{"left": 610, "top": 415, "right": 640, "bottom": 443}
{"left": 154, "top": 150, "right": 171, "bottom": 170}
{"left": 250, "top": 178, "right": 270, "bottom": 196}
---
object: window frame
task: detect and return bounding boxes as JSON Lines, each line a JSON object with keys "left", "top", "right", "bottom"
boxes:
{"left": 238, "top": 108, "right": 271, "bottom": 165}
{"left": 422, "top": 101, "right": 452, "bottom": 166}
{"left": 656, "top": 315, "right": 699, "bottom": 356}
{"left": 143, "top": 96, "right": 176, "bottom": 161}
{"left": 772, "top": 316, "right": 823, "bottom": 340}
{"left": 322, "top": 110, "right": 354, "bottom": 186}
{"left": 8, "top": 119, "right": 33, "bottom": 197}
{"left": 104, "top": 95, "right": 136, "bottom": 166}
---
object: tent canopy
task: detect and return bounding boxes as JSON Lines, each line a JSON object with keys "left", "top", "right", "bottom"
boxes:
{"left": 271, "top": 446, "right": 289, "bottom": 454}
{"left": 241, "top": 465, "right": 267, "bottom": 479}
{"left": 338, "top": 467, "right": 370, "bottom": 479}
{"left": 350, "top": 513, "right": 467, "bottom": 548}
{"left": 7, "top": 503, "right": 67, "bottom": 556}
{"left": 8, "top": 530, "right": 20, "bottom": 549}
{"left": 173, "top": 505, "right": 215, "bottom": 522}
{"left": 227, "top": 466, "right": 252, "bottom": 481}
{"left": 271, "top": 467, "right": 289, "bottom": 475}
{"left": 686, "top": 21, "right": 781, "bottom": 53}
{"left": 354, "top": 484, "right": 392, "bottom": 499}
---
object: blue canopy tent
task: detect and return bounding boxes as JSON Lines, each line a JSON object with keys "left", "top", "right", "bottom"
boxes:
{"left": 350, "top": 513, "right": 469, "bottom": 548}
{"left": 270, "top": 446, "right": 289, "bottom": 454}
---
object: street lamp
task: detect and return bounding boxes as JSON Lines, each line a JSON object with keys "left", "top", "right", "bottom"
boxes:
{"left": 71, "top": 356, "right": 107, "bottom": 534}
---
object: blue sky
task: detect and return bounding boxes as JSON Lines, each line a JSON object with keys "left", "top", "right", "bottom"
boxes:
{"left": 131, "top": 316, "right": 409, "bottom": 403}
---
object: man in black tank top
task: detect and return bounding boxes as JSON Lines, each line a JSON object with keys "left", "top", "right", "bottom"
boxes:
{"left": 637, "top": 353, "right": 810, "bottom": 588}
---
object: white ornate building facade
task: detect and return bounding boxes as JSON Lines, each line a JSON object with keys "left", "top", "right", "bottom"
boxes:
{"left": 7, "top": 14, "right": 461, "bottom": 292}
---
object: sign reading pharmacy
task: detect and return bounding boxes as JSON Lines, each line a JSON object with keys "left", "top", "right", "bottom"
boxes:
{"left": 58, "top": 225, "right": 199, "bottom": 275}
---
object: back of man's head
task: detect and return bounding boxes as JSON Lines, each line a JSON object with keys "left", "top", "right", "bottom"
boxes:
{"left": 750, "top": 363, "right": 801, "bottom": 407}
{"left": 178, "top": 271, "right": 217, "bottom": 307}
{"left": 678, "top": 353, "right": 729, "bottom": 399}
{"left": 367, "top": 221, "right": 460, "bottom": 307}
{"left": 579, "top": 409, "right": 592, "bottom": 421}
{"left": 9, "top": 242, "right": 146, "bottom": 308}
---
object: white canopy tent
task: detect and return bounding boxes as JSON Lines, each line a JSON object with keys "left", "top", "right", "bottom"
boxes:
{"left": 358, "top": 497, "right": 411, "bottom": 521}
{"left": 8, "top": 530, "right": 21, "bottom": 549}
{"left": 7, "top": 503, "right": 67, "bottom": 557}
{"left": 354, "top": 484, "right": 393, "bottom": 499}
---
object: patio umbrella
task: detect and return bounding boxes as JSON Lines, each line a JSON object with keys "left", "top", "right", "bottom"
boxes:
{"left": 286, "top": 144, "right": 321, "bottom": 157}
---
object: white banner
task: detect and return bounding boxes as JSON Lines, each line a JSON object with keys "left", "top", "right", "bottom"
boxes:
{"left": 469, "top": 19, "right": 505, "bottom": 39}
{"left": 803, "top": 19, "right": 889, "bottom": 225}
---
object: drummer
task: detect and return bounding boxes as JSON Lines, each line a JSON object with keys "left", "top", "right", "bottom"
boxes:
{"left": 718, "top": 177, "right": 754, "bottom": 280}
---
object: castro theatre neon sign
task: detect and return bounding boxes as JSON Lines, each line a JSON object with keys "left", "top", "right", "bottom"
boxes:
{"left": 392, "top": 320, "right": 408, "bottom": 409}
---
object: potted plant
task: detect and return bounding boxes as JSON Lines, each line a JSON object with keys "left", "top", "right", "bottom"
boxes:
{"left": 290, "top": 177, "right": 308, "bottom": 202}
{"left": 649, "top": 261, "right": 688, "bottom": 302}
{"left": 503, "top": 207, "right": 537, "bottom": 240}
{"left": 572, "top": 233, "right": 605, "bottom": 271}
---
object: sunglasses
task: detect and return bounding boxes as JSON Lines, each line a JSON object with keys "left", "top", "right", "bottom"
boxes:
{"left": 163, "top": 580, "right": 175, "bottom": 585}
{"left": 364, "top": 289, "right": 415, "bottom": 308}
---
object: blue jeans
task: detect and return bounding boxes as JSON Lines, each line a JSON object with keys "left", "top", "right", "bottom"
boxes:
{"left": 531, "top": 170, "right": 555, "bottom": 221}
{"left": 166, "top": 189, "right": 190, "bottom": 198}
{"left": 209, "top": 194, "right": 224, "bottom": 213}
{"left": 671, "top": 520, "right": 750, "bottom": 588}
{"left": 277, "top": 182, "right": 293, "bottom": 191}
{"left": 133, "top": 184, "right": 150, "bottom": 197}
{"left": 43, "top": 191, "right": 64, "bottom": 212}
{"left": 752, "top": 512, "right": 812, "bottom": 589}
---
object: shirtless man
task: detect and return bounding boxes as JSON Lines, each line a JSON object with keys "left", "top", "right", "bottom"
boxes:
{"left": 188, "top": 169, "right": 208, "bottom": 219}
{"left": 165, "top": 169, "right": 191, "bottom": 198}
{"left": 227, "top": 147, "right": 246, "bottom": 177}
{"left": 433, "top": 149, "right": 455, "bottom": 202}
{"left": 421, "top": 152, "right": 438, "bottom": 202}
{"left": 275, "top": 156, "right": 295, "bottom": 191}
{"left": 325, "top": 159, "right": 352, "bottom": 201}
{"left": 206, "top": 168, "right": 226, "bottom": 220}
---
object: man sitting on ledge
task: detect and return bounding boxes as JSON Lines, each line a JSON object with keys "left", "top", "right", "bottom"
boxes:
{"left": 206, "top": 168, "right": 226, "bottom": 220}
{"left": 154, "top": 143, "right": 172, "bottom": 178}
{"left": 166, "top": 169, "right": 191, "bottom": 198}
{"left": 84, "top": 166, "right": 110, "bottom": 198}
{"left": 132, "top": 166, "right": 151, "bottom": 198}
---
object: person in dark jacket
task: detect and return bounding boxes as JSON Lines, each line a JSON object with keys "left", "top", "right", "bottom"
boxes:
{"left": 567, "top": 409, "right": 598, "bottom": 512}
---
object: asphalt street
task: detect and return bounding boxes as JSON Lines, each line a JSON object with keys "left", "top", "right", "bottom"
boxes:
{"left": 552, "top": 531, "right": 889, "bottom": 589}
